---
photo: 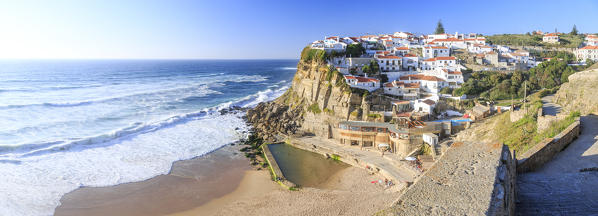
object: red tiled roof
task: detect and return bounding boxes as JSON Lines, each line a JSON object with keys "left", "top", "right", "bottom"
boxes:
{"left": 428, "top": 46, "right": 449, "bottom": 49}
{"left": 377, "top": 55, "right": 402, "bottom": 59}
{"left": 545, "top": 33, "right": 559, "bottom": 36}
{"left": 395, "top": 47, "right": 409, "bottom": 50}
{"left": 399, "top": 74, "right": 445, "bottom": 82}
{"left": 423, "top": 56, "right": 456, "bottom": 62}
{"left": 448, "top": 71, "right": 462, "bottom": 75}
{"left": 403, "top": 53, "right": 417, "bottom": 57}
{"left": 345, "top": 75, "right": 379, "bottom": 83}
{"left": 384, "top": 81, "right": 420, "bottom": 88}
{"left": 580, "top": 46, "right": 598, "bottom": 50}
{"left": 423, "top": 99, "right": 436, "bottom": 105}
{"left": 431, "top": 38, "right": 464, "bottom": 42}
{"left": 392, "top": 100, "right": 411, "bottom": 105}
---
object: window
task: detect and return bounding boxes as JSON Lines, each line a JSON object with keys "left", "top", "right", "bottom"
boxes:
{"left": 363, "top": 141, "right": 373, "bottom": 147}
{"left": 377, "top": 128, "right": 386, "bottom": 133}
{"left": 362, "top": 127, "right": 374, "bottom": 132}
{"left": 350, "top": 126, "right": 360, "bottom": 131}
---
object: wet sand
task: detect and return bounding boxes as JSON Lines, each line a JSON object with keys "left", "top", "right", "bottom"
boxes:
{"left": 56, "top": 143, "right": 398, "bottom": 216}
{"left": 54, "top": 144, "right": 254, "bottom": 216}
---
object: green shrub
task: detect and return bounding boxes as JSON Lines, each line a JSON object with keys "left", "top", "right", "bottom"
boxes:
{"left": 300, "top": 46, "right": 327, "bottom": 62}
{"left": 323, "top": 108, "right": 334, "bottom": 115}
{"left": 367, "top": 113, "right": 382, "bottom": 119}
{"left": 308, "top": 103, "right": 321, "bottom": 114}
{"left": 330, "top": 154, "right": 341, "bottom": 161}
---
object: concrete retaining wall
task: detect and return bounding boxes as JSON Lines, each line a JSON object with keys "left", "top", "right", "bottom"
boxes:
{"left": 261, "top": 144, "right": 297, "bottom": 189}
{"left": 517, "top": 117, "right": 581, "bottom": 173}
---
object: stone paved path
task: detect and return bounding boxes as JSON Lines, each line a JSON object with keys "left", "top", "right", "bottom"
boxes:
{"left": 385, "top": 132, "right": 505, "bottom": 215}
{"left": 517, "top": 115, "right": 598, "bottom": 215}
{"left": 541, "top": 95, "right": 562, "bottom": 116}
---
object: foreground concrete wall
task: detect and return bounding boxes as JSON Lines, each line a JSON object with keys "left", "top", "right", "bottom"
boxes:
{"left": 517, "top": 117, "right": 581, "bottom": 173}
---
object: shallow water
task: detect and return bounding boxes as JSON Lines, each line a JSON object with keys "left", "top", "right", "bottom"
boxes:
{"left": 268, "top": 143, "right": 349, "bottom": 187}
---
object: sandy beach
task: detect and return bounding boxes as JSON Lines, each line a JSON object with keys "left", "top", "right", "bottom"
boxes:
{"left": 56, "top": 143, "right": 398, "bottom": 216}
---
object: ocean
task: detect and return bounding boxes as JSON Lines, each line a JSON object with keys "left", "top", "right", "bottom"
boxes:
{"left": 0, "top": 59, "right": 298, "bottom": 216}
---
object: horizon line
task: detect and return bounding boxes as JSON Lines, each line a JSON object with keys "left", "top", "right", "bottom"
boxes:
{"left": 0, "top": 58, "right": 301, "bottom": 61}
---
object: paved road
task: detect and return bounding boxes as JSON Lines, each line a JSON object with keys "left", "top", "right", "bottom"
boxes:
{"left": 541, "top": 95, "right": 562, "bottom": 116}
{"left": 517, "top": 115, "right": 598, "bottom": 215}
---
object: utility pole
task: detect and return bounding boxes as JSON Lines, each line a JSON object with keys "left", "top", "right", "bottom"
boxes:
{"left": 523, "top": 81, "right": 527, "bottom": 114}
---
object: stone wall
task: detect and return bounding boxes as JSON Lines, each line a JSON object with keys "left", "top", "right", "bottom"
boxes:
{"left": 487, "top": 145, "right": 517, "bottom": 216}
{"left": 517, "top": 117, "right": 581, "bottom": 173}
{"left": 536, "top": 108, "right": 567, "bottom": 132}
{"left": 509, "top": 109, "right": 526, "bottom": 122}
{"left": 510, "top": 45, "right": 576, "bottom": 54}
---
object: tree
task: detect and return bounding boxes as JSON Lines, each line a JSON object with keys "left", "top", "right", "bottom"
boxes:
{"left": 434, "top": 20, "right": 445, "bottom": 34}
{"left": 345, "top": 44, "right": 365, "bottom": 57}
{"left": 570, "top": 24, "right": 578, "bottom": 35}
{"left": 369, "top": 60, "right": 380, "bottom": 75}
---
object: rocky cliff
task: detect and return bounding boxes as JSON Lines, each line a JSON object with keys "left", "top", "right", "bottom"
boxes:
{"left": 246, "top": 57, "right": 365, "bottom": 141}
{"left": 554, "top": 68, "right": 598, "bottom": 115}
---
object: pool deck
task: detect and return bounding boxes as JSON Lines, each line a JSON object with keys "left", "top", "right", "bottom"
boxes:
{"left": 287, "top": 135, "right": 423, "bottom": 192}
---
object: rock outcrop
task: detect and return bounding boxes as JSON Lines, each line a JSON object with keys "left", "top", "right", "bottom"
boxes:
{"left": 246, "top": 58, "right": 364, "bottom": 141}
{"left": 554, "top": 68, "right": 598, "bottom": 115}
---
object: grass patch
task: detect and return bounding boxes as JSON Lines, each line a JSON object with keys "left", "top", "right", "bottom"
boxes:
{"left": 323, "top": 108, "right": 334, "bottom": 115}
{"left": 495, "top": 94, "right": 580, "bottom": 153}
{"left": 308, "top": 103, "right": 321, "bottom": 114}
{"left": 533, "top": 111, "right": 580, "bottom": 143}
{"left": 330, "top": 154, "right": 341, "bottom": 161}
{"left": 367, "top": 113, "right": 382, "bottom": 119}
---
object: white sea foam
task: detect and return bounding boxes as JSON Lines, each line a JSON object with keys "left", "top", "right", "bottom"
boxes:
{"left": 0, "top": 83, "right": 290, "bottom": 216}
{"left": 0, "top": 112, "right": 249, "bottom": 216}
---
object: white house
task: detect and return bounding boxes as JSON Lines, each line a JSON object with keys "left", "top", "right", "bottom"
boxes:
{"left": 394, "top": 32, "right": 415, "bottom": 39}
{"left": 429, "top": 38, "right": 466, "bottom": 50}
{"left": 344, "top": 75, "right": 380, "bottom": 92}
{"left": 543, "top": 33, "right": 559, "bottom": 44}
{"left": 401, "top": 54, "right": 419, "bottom": 71}
{"left": 422, "top": 46, "right": 450, "bottom": 59}
{"left": 394, "top": 46, "right": 410, "bottom": 56}
{"left": 420, "top": 56, "right": 457, "bottom": 70}
{"left": 399, "top": 74, "right": 447, "bottom": 94}
{"left": 383, "top": 80, "right": 420, "bottom": 100}
{"left": 425, "top": 34, "right": 449, "bottom": 43}
{"left": 496, "top": 45, "right": 511, "bottom": 53}
{"left": 468, "top": 44, "right": 493, "bottom": 54}
{"left": 464, "top": 37, "right": 486, "bottom": 45}
{"left": 576, "top": 46, "right": 598, "bottom": 62}
{"left": 586, "top": 35, "right": 598, "bottom": 46}
{"left": 311, "top": 38, "right": 347, "bottom": 53}
{"left": 376, "top": 55, "right": 402, "bottom": 72}
{"left": 423, "top": 133, "right": 439, "bottom": 146}
{"left": 414, "top": 99, "right": 436, "bottom": 114}
{"left": 344, "top": 57, "right": 374, "bottom": 74}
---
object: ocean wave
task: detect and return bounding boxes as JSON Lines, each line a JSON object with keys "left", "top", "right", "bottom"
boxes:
{"left": 0, "top": 74, "right": 267, "bottom": 109}
{"left": 0, "top": 84, "right": 290, "bottom": 160}
{"left": 280, "top": 67, "right": 297, "bottom": 70}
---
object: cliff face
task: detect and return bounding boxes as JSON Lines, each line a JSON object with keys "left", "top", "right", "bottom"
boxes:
{"left": 246, "top": 59, "right": 364, "bottom": 140}
{"left": 554, "top": 68, "right": 598, "bottom": 115}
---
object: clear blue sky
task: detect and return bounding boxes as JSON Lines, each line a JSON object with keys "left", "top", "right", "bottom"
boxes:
{"left": 1, "top": 0, "right": 596, "bottom": 59}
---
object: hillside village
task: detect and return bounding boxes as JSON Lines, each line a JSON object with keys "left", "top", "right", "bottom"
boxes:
{"left": 300, "top": 29, "right": 598, "bottom": 160}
